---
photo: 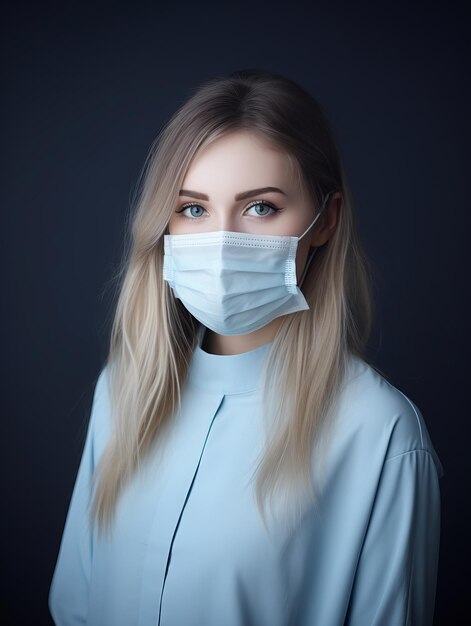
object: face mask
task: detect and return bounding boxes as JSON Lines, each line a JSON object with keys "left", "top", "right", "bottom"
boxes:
{"left": 163, "top": 192, "right": 333, "bottom": 336}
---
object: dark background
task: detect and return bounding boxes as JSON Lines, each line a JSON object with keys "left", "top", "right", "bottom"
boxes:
{"left": 1, "top": 1, "right": 469, "bottom": 624}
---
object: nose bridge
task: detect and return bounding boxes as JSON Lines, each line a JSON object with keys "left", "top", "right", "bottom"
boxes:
{"left": 216, "top": 207, "right": 236, "bottom": 232}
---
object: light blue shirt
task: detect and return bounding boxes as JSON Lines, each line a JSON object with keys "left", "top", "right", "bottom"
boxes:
{"left": 49, "top": 335, "right": 444, "bottom": 625}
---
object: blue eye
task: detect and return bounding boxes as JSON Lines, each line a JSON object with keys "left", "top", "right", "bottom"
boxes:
{"left": 178, "top": 204, "right": 206, "bottom": 218}
{"left": 245, "top": 201, "right": 279, "bottom": 217}
{"left": 177, "top": 200, "right": 280, "bottom": 219}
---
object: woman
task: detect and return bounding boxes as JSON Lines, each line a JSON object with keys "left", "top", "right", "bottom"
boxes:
{"left": 49, "top": 69, "right": 444, "bottom": 626}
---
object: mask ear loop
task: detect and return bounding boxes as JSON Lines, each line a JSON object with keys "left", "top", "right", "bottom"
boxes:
{"left": 297, "top": 191, "right": 335, "bottom": 288}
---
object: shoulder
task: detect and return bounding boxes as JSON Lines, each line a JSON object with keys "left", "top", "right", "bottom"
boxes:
{"left": 329, "top": 354, "right": 443, "bottom": 476}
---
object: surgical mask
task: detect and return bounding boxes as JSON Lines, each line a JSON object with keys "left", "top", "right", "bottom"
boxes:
{"left": 163, "top": 192, "right": 333, "bottom": 336}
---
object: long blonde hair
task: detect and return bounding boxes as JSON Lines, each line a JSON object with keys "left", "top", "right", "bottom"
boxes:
{"left": 90, "top": 69, "right": 375, "bottom": 538}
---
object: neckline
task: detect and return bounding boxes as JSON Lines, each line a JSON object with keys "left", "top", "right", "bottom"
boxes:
{"left": 186, "top": 326, "right": 273, "bottom": 394}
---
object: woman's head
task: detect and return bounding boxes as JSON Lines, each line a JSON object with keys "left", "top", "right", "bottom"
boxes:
{"left": 93, "top": 69, "right": 375, "bottom": 537}
{"left": 133, "top": 69, "right": 345, "bottom": 289}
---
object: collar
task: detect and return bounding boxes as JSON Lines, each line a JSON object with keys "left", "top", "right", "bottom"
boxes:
{"left": 186, "top": 325, "right": 273, "bottom": 395}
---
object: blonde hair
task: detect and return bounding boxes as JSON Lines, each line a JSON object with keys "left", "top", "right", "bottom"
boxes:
{"left": 89, "top": 69, "right": 375, "bottom": 538}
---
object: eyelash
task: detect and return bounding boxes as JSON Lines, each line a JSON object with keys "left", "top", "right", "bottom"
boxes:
{"left": 176, "top": 199, "right": 282, "bottom": 217}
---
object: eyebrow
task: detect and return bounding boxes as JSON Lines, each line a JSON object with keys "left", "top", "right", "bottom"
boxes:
{"left": 178, "top": 186, "right": 287, "bottom": 201}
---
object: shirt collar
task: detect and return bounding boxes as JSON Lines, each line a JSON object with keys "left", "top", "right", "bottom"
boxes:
{"left": 186, "top": 325, "right": 273, "bottom": 395}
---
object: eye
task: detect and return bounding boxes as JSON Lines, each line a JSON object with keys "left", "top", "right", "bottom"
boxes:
{"left": 244, "top": 200, "right": 280, "bottom": 217}
{"left": 177, "top": 203, "right": 207, "bottom": 219}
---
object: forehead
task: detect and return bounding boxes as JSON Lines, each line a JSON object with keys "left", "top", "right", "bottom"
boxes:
{"left": 182, "top": 130, "right": 299, "bottom": 189}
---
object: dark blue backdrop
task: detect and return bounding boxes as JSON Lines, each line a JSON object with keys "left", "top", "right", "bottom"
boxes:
{"left": 1, "top": 1, "right": 469, "bottom": 624}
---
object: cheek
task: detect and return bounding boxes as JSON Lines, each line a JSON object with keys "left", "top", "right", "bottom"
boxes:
{"left": 167, "top": 214, "right": 179, "bottom": 234}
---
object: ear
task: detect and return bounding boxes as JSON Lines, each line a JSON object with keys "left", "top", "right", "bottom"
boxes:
{"left": 308, "top": 191, "right": 342, "bottom": 247}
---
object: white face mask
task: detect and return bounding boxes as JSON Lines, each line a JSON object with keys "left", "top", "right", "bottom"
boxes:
{"left": 163, "top": 192, "right": 332, "bottom": 336}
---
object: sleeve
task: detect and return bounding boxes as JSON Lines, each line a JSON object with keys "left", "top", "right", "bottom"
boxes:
{"left": 48, "top": 368, "right": 107, "bottom": 626}
{"left": 345, "top": 449, "right": 442, "bottom": 626}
